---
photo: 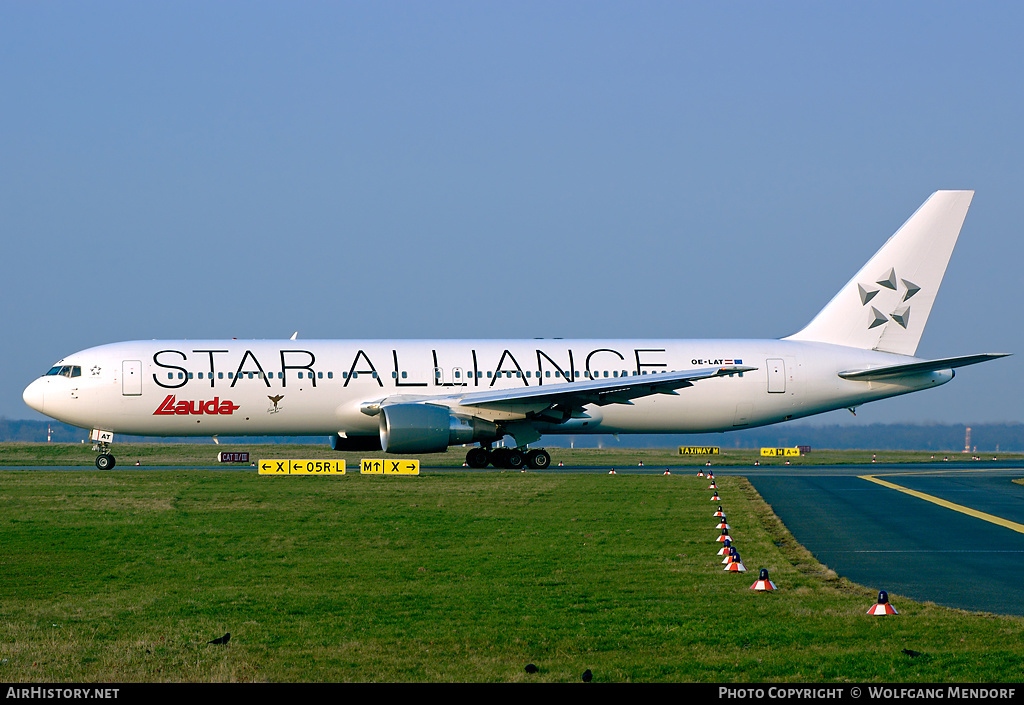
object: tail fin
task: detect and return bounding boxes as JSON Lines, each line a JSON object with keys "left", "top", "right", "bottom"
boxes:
{"left": 786, "top": 190, "right": 974, "bottom": 356}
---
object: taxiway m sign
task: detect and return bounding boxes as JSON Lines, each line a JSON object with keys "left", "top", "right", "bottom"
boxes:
{"left": 361, "top": 459, "right": 420, "bottom": 475}
{"left": 679, "top": 446, "right": 720, "bottom": 455}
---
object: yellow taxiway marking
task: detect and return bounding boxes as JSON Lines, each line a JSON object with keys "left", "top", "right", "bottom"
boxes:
{"left": 859, "top": 474, "right": 1024, "bottom": 535}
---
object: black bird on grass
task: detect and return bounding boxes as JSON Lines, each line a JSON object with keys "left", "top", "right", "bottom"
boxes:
{"left": 581, "top": 669, "right": 592, "bottom": 682}
{"left": 208, "top": 633, "right": 231, "bottom": 645}
{"left": 525, "top": 664, "right": 539, "bottom": 674}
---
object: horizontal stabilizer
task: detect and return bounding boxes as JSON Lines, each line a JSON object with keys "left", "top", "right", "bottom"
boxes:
{"left": 838, "top": 353, "right": 1009, "bottom": 381}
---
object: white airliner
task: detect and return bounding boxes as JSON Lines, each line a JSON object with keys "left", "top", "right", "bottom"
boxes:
{"left": 24, "top": 191, "right": 1008, "bottom": 470}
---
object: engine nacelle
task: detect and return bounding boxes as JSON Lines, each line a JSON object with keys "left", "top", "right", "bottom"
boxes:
{"left": 379, "top": 403, "right": 499, "bottom": 453}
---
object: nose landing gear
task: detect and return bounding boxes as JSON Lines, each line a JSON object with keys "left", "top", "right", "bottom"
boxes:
{"left": 90, "top": 429, "right": 116, "bottom": 469}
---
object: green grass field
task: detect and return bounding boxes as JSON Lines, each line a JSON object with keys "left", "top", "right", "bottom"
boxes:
{"left": 2, "top": 448, "right": 1023, "bottom": 682}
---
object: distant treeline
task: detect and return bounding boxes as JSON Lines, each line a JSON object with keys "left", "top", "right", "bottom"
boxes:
{"left": 3, "top": 418, "right": 1023, "bottom": 452}
{"left": 0, "top": 419, "right": 313, "bottom": 445}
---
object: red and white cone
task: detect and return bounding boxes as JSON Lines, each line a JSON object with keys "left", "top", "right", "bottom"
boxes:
{"left": 750, "top": 568, "right": 778, "bottom": 591}
{"left": 715, "top": 528, "right": 732, "bottom": 542}
{"left": 713, "top": 506, "right": 725, "bottom": 517}
{"left": 710, "top": 492, "right": 720, "bottom": 501}
{"left": 697, "top": 470, "right": 705, "bottom": 477}
{"left": 723, "top": 554, "right": 746, "bottom": 572}
{"left": 866, "top": 590, "right": 898, "bottom": 615}
{"left": 722, "top": 547, "right": 741, "bottom": 564}
{"left": 708, "top": 482, "right": 718, "bottom": 490}
{"left": 717, "top": 539, "right": 733, "bottom": 556}
{"left": 715, "top": 521, "right": 731, "bottom": 530}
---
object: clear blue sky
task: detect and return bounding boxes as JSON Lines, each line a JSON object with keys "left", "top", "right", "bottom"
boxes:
{"left": 2, "top": 2, "right": 1021, "bottom": 425}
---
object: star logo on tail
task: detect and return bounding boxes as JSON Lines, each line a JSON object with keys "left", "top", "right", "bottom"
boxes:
{"left": 858, "top": 268, "right": 920, "bottom": 330}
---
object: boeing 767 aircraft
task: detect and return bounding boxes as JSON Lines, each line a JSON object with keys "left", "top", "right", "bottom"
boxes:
{"left": 24, "top": 191, "right": 1008, "bottom": 470}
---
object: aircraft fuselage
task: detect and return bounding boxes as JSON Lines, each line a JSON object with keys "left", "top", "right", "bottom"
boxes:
{"left": 23, "top": 338, "right": 950, "bottom": 440}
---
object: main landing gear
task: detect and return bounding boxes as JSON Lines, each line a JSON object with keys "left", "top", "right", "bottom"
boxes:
{"left": 465, "top": 446, "right": 551, "bottom": 470}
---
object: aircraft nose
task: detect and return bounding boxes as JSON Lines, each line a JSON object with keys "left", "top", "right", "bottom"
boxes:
{"left": 23, "top": 379, "right": 45, "bottom": 414}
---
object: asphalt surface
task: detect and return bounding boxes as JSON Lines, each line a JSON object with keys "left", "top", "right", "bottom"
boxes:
{"left": 738, "top": 462, "right": 1024, "bottom": 616}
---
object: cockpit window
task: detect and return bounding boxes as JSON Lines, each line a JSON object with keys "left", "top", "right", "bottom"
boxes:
{"left": 45, "top": 365, "right": 81, "bottom": 378}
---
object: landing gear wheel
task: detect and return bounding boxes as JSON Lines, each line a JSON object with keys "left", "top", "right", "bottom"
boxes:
{"left": 504, "top": 449, "right": 525, "bottom": 469}
{"left": 96, "top": 454, "right": 116, "bottom": 470}
{"left": 526, "top": 449, "right": 551, "bottom": 469}
{"left": 466, "top": 447, "right": 490, "bottom": 468}
{"left": 491, "top": 448, "right": 525, "bottom": 469}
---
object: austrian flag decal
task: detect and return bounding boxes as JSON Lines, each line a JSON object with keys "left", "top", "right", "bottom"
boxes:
{"left": 154, "top": 395, "right": 240, "bottom": 416}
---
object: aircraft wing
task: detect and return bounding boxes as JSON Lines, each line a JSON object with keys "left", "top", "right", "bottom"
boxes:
{"left": 838, "top": 353, "right": 1009, "bottom": 381}
{"left": 454, "top": 365, "right": 758, "bottom": 411}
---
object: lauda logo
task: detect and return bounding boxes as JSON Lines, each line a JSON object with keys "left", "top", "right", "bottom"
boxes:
{"left": 154, "top": 395, "right": 241, "bottom": 416}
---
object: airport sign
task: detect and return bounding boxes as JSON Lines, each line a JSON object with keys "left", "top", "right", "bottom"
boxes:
{"left": 258, "top": 459, "right": 346, "bottom": 474}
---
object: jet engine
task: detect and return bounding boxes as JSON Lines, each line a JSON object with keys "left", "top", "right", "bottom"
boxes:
{"left": 379, "top": 403, "right": 499, "bottom": 453}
